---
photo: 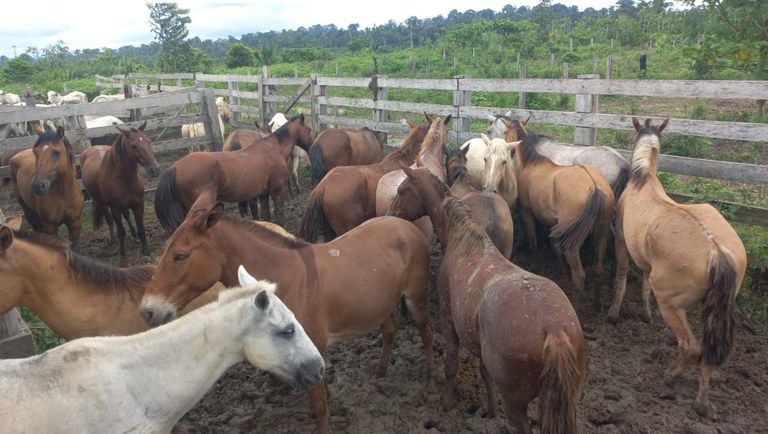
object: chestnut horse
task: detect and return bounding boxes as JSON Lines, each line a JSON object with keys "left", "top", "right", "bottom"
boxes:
{"left": 515, "top": 129, "right": 615, "bottom": 292}
{"left": 308, "top": 127, "right": 386, "bottom": 185}
{"left": 0, "top": 226, "right": 222, "bottom": 340}
{"left": 81, "top": 121, "right": 160, "bottom": 264}
{"left": 386, "top": 166, "right": 585, "bottom": 434}
{"left": 154, "top": 114, "right": 312, "bottom": 234}
{"left": 298, "top": 115, "right": 432, "bottom": 242}
{"left": 10, "top": 126, "right": 84, "bottom": 247}
{"left": 446, "top": 146, "right": 514, "bottom": 258}
{"left": 139, "top": 202, "right": 435, "bottom": 434}
{"left": 610, "top": 118, "right": 746, "bottom": 417}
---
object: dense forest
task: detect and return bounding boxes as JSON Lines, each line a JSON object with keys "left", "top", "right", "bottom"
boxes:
{"left": 0, "top": 0, "right": 765, "bottom": 99}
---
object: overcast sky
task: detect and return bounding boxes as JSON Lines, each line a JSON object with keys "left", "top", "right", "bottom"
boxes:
{"left": 1, "top": 0, "right": 633, "bottom": 59}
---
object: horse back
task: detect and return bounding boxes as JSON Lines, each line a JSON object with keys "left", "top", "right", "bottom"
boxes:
{"left": 9, "top": 149, "right": 37, "bottom": 205}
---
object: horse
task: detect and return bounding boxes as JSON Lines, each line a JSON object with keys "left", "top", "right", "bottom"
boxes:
{"left": 514, "top": 129, "right": 615, "bottom": 292}
{"left": 222, "top": 128, "right": 270, "bottom": 152}
{"left": 489, "top": 112, "right": 630, "bottom": 199}
{"left": 81, "top": 121, "right": 160, "bottom": 264}
{"left": 445, "top": 146, "right": 514, "bottom": 258}
{"left": 609, "top": 118, "right": 747, "bottom": 417}
{"left": 0, "top": 226, "right": 223, "bottom": 340}
{"left": 459, "top": 133, "right": 519, "bottom": 211}
{"left": 298, "top": 115, "right": 432, "bottom": 242}
{"left": 9, "top": 126, "right": 84, "bottom": 247}
{"left": 270, "top": 112, "right": 307, "bottom": 195}
{"left": 375, "top": 115, "right": 452, "bottom": 243}
{"left": 309, "top": 127, "right": 386, "bottom": 185}
{"left": 154, "top": 114, "right": 313, "bottom": 234}
{"left": 182, "top": 96, "right": 230, "bottom": 152}
{"left": 386, "top": 166, "right": 585, "bottom": 434}
{"left": 0, "top": 275, "right": 325, "bottom": 434}
{"left": 47, "top": 90, "right": 87, "bottom": 105}
{"left": 139, "top": 201, "right": 435, "bottom": 434}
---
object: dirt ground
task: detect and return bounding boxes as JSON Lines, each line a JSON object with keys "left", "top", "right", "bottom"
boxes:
{"left": 12, "top": 146, "right": 768, "bottom": 434}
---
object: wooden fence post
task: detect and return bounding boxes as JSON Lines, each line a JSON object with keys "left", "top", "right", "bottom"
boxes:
{"left": 606, "top": 56, "right": 613, "bottom": 80}
{"left": 201, "top": 88, "right": 224, "bottom": 152}
{"left": 453, "top": 75, "right": 472, "bottom": 144}
{"left": 518, "top": 65, "right": 527, "bottom": 109}
{"left": 228, "top": 79, "right": 241, "bottom": 127}
{"left": 311, "top": 73, "right": 327, "bottom": 133}
{"left": 0, "top": 308, "right": 35, "bottom": 359}
{"left": 372, "top": 75, "right": 388, "bottom": 144}
{"left": 573, "top": 74, "right": 599, "bottom": 146}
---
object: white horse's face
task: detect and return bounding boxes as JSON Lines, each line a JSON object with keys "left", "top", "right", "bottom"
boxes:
{"left": 482, "top": 138, "right": 514, "bottom": 193}
{"left": 238, "top": 267, "right": 325, "bottom": 392}
{"left": 486, "top": 117, "right": 508, "bottom": 140}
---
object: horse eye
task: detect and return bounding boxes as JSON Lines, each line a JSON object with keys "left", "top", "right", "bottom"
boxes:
{"left": 52, "top": 150, "right": 61, "bottom": 158}
{"left": 173, "top": 252, "right": 190, "bottom": 262}
{"left": 280, "top": 325, "right": 295, "bottom": 338}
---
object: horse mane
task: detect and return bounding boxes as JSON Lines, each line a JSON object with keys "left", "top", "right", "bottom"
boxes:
{"left": 447, "top": 165, "right": 469, "bottom": 186}
{"left": 518, "top": 131, "right": 554, "bottom": 167}
{"left": 221, "top": 214, "right": 309, "bottom": 249}
{"left": 419, "top": 121, "right": 447, "bottom": 159}
{"left": 497, "top": 115, "right": 528, "bottom": 140}
{"left": 34, "top": 130, "right": 76, "bottom": 167}
{"left": 272, "top": 115, "right": 303, "bottom": 141}
{"left": 384, "top": 124, "right": 429, "bottom": 164}
{"left": 10, "top": 230, "right": 151, "bottom": 297}
{"left": 629, "top": 129, "right": 661, "bottom": 189}
{"left": 218, "top": 280, "right": 277, "bottom": 305}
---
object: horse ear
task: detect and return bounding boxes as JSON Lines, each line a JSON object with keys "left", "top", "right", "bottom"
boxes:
{"left": 504, "top": 110, "right": 512, "bottom": 117}
{"left": 299, "top": 113, "right": 305, "bottom": 123}
{"left": 481, "top": 133, "right": 491, "bottom": 145}
{"left": 486, "top": 113, "right": 497, "bottom": 121}
{"left": 255, "top": 290, "right": 270, "bottom": 310}
{"left": 139, "top": 121, "right": 147, "bottom": 132}
{"left": 0, "top": 226, "right": 13, "bottom": 252}
{"left": 424, "top": 112, "right": 434, "bottom": 124}
{"left": 460, "top": 144, "right": 469, "bottom": 158}
{"left": 405, "top": 119, "right": 415, "bottom": 129}
{"left": 238, "top": 264, "right": 258, "bottom": 286}
{"left": 443, "top": 114, "right": 452, "bottom": 126}
{"left": 657, "top": 118, "right": 670, "bottom": 133}
{"left": 507, "top": 141, "right": 521, "bottom": 156}
{"left": 521, "top": 113, "right": 531, "bottom": 126}
{"left": 117, "top": 126, "right": 130, "bottom": 138}
{"left": 204, "top": 203, "right": 225, "bottom": 229}
{"left": 56, "top": 125, "right": 66, "bottom": 140}
{"left": 632, "top": 117, "right": 642, "bottom": 132}
{"left": 414, "top": 156, "right": 424, "bottom": 168}
{"left": 402, "top": 164, "right": 416, "bottom": 178}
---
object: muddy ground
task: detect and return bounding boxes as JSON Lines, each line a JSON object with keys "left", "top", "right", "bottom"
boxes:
{"left": 9, "top": 146, "right": 768, "bottom": 434}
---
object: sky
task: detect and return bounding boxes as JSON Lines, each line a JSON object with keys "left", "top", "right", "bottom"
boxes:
{"left": 0, "top": 0, "right": 627, "bottom": 59}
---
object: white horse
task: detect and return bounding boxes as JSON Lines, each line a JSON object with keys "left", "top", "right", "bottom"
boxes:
{"left": 0, "top": 90, "right": 20, "bottom": 105}
{"left": 0, "top": 267, "right": 325, "bottom": 434}
{"left": 182, "top": 97, "right": 230, "bottom": 151}
{"left": 488, "top": 112, "right": 630, "bottom": 198}
{"left": 459, "top": 133, "right": 519, "bottom": 211}
{"left": 269, "top": 112, "right": 307, "bottom": 194}
{"left": 47, "top": 90, "right": 87, "bottom": 105}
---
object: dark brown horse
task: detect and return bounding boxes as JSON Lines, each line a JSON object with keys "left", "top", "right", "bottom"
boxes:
{"left": 81, "top": 121, "right": 160, "bottom": 264}
{"left": 139, "top": 198, "right": 435, "bottom": 434}
{"left": 445, "top": 146, "right": 514, "bottom": 258}
{"left": 154, "top": 114, "right": 312, "bottom": 234}
{"left": 386, "top": 166, "right": 585, "bottom": 434}
{"left": 10, "top": 126, "right": 84, "bottom": 247}
{"left": 309, "top": 127, "right": 386, "bottom": 185}
{"left": 298, "top": 114, "right": 433, "bottom": 242}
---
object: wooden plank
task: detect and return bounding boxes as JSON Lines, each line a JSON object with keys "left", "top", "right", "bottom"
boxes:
{"left": 229, "top": 90, "right": 260, "bottom": 100}
{"left": 376, "top": 77, "right": 456, "bottom": 91}
{"left": 0, "top": 308, "right": 35, "bottom": 359}
{"left": 230, "top": 105, "right": 260, "bottom": 115}
{"left": 195, "top": 73, "right": 260, "bottom": 84}
{"left": 282, "top": 78, "right": 312, "bottom": 114}
{"left": 316, "top": 76, "right": 376, "bottom": 88}
{"left": 263, "top": 77, "right": 310, "bottom": 86}
{"left": 129, "top": 72, "right": 195, "bottom": 80}
{"left": 318, "top": 96, "right": 455, "bottom": 117}
{"left": 262, "top": 95, "right": 311, "bottom": 104}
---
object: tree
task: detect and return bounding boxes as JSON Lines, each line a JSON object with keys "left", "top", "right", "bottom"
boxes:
{"left": 147, "top": 3, "right": 194, "bottom": 72}
{"left": 2, "top": 57, "right": 34, "bottom": 83}
{"left": 225, "top": 43, "right": 255, "bottom": 68}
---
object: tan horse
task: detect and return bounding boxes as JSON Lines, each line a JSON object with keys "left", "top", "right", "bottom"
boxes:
{"left": 139, "top": 201, "right": 435, "bottom": 434}
{"left": 386, "top": 166, "right": 585, "bottom": 434}
{"left": 298, "top": 116, "right": 432, "bottom": 242}
{"left": 308, "top": 127, "right": 386, "bottom": 185}
{"left": 515, "top": 130, "right": 615, "bottom": 292}
{"left": 610, "top": 118, "right": 747, "bottom": 417}
{"left": 10, "top": 126, "right": 84, "bottom": 248}
{"left": 446, "top": 146, "right": 514, "bottom": 258}
{"left": 0, "top": 226, "right": 222, "bottom": 341}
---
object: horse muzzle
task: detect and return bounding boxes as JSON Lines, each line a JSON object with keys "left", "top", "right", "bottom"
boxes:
{"left": 293, "top": 357, "right": 325, "bottom": 392}
{"left": 31, "top": 180, "right": 50, "bottom": 196}
{"left": 142, "top": 163, "right": 161, "bottom": 178}
{"left": 140, "top": 306, "right": 177, "bottom": 327}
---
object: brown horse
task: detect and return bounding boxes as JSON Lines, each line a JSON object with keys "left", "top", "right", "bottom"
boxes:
{"left": 610, "top": 118, "right": 747, "bottom": 417}
{"left": 154, "top": 114, "right": 312, "bottom": 234}
{"left": 0, "top": 226, "right": 222, "bottom": 340}
{"left": 10, "top": 126, "right": 84, "bottom": 247}
{"left": 309, "top": 127, "right": 386, "bottom": 185}
{"left": 515, "top": 129, "right": 615, "bottom": 292}
{"left": 81, "top": 121, "right": 160, "bottom": 264}
{"left": 298, "top": 115, "right": 432, "bottom": 242}
{"left": 139, "top": 200, "right": 435, "bottom": 434}
{"left": 222, "top": 128, "right": 270, "bottom": 152}
{"left": 386, "top": 166, "right": 585, "bottom": 434}
{"left": 445, "top": 146, "right": 514, "bottom": 258}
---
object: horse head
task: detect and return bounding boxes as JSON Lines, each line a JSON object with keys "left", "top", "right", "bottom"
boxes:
{"left": 117, "top": 121, "right": 160, "bottom": 177}
{"left": 479, "top": 133, "right": 517, "bottom": 194}
{"left": 31, "top": 126, "right": 72, "bottom": 195}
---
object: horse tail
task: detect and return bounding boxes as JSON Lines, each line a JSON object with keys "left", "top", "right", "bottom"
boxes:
{"left": 154, "top": 168, "right": 189, "bottom": 235}
{"left": 612, "top": 165, "right": 630, "bottom": 200}
{"left": 550, "top": 187, "right": 604, "bottom": 253}
{"left": 309, "top": 145, "right": 326, "bottom": 185}
{"left": 538, "top": 331, "right": 581, "bottom": 434}
{"left": 298, "top": 188, "right": 326, "bottom": 242}
{"left": 700, "top": 244, "right": 740, "bottom": 367}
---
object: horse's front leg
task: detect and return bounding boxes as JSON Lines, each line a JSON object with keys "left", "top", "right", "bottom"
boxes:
{"left": 520, "top": 206, "right": 538, "bottom": 252}
{"left": 258, "top": 194, "right": 271, "bottom": 221}
{"left": 122, "top": 208, "right": 138, "bottom": 239}
{"left": 438, "top": 285, "right": 460, "bottom": 410}
{"left": 110, "top": 205, "right": 128, "bottom": 266}
{"left": 133, "top": 202, "right": 151, "bottom": 257}
{"left": 272, "top": 189, "right": 286, "bottom": 226}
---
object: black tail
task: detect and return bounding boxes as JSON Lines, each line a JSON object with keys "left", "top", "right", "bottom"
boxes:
{"left": 612, "top": 165, "right": 630, "bottom": 201}
{"left": 701, "top": 245, "right": 740, "bottom": 367}
{"left": 550, "top": 188, "right": 604, "bottom": 253}
{"left": 309, "top": 145, "right": 326, "bottom": 185}
{"left": 154, "top": 168, "right": 189, "bottom": 235}
{"left": 298, "top": 188, "right": 326, "bottom": 242}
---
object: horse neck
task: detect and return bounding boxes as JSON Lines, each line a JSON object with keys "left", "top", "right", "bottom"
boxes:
{"left": 448, "top": 170, "right": 473, "bottom": 196}
{"left": 419, "top": 144, "right": 446, "bottom": 181}
{"left": 111, "top": 300, "right": 250, "bottom": 420}
{"left": 2, "top": 242, "right": 147, "bottom": 340}
{"left": 106, "top": 139, "right": 139, "bottom": 175}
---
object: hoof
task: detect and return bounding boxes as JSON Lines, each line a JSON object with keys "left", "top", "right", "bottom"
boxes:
{"left": 693, "top": 400, "right": 710, "bottom": 417}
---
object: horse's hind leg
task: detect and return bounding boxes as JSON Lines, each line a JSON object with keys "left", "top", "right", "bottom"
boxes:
{"left": 657, "top": 300, "right": 701, "bottom": 379}
{"left": 479, "top": 360, "right": 497, "bottom": 418}
{"left": 403, "top": 286, "right": 436, "bottom": 381}
{"left": 501, "top": 397, "right": 533, "bottom": 434}
{"left": 133, "top": 203, "right": 151, "bottom": 257}
{"left": 258, "top": 194, "right": 271, "bottom": 221}
{"left": 694, "top": 362, "right": 713, "bottom": 416}
{"left": 237, "top": 201, "right": 249, "bottom": 218}
{"left": 563, "top": 247, "right": 586, "bottom": 292}
{"left": 110, "top": 205, "right": 128, "bottom": 265}
{"left": 375, "top": 314, "right": 397, "bottom": 377}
